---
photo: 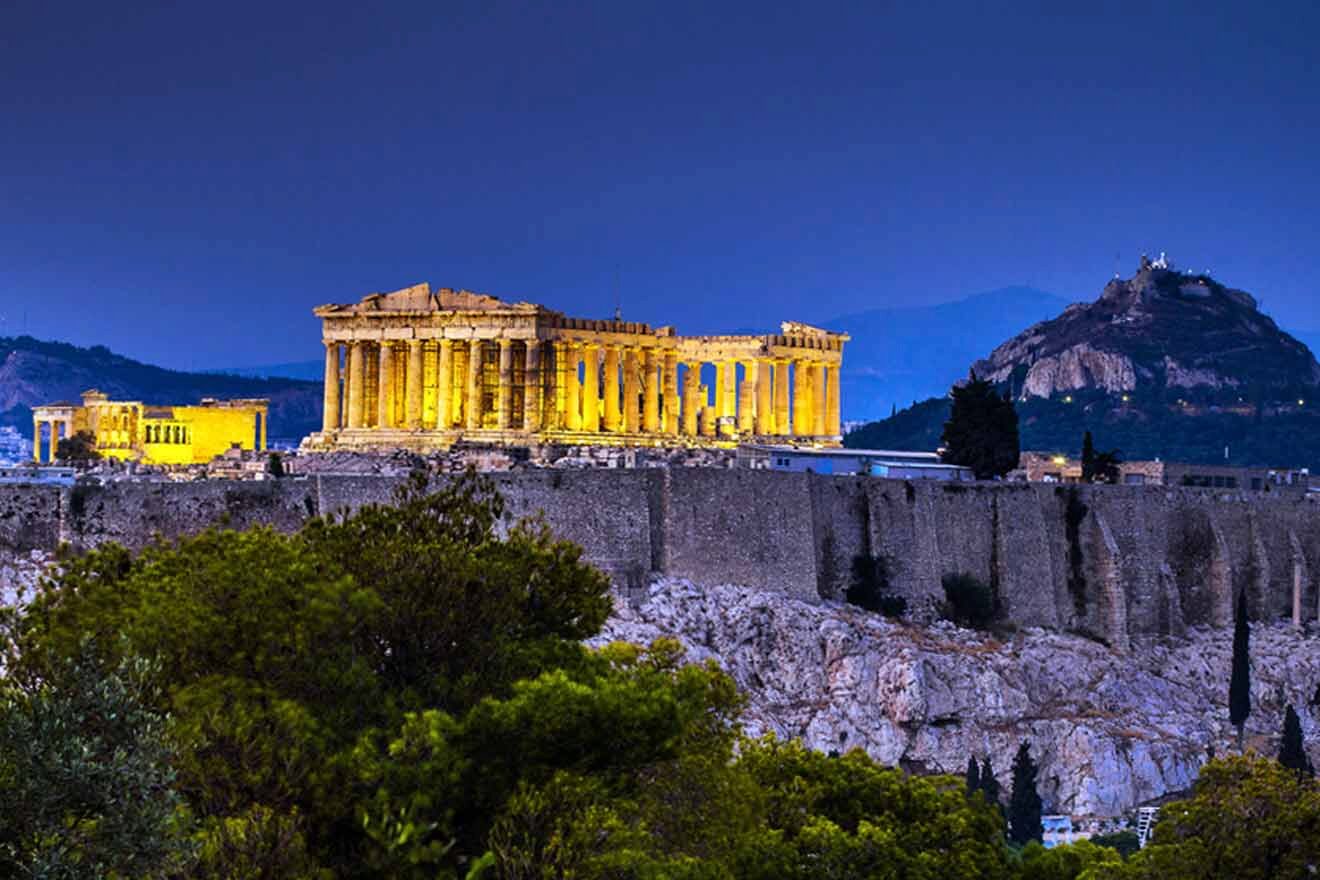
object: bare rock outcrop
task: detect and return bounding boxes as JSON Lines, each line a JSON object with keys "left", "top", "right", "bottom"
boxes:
{"left": 596, "top": 579, "right": 1320, "bottom": 818}
{"left": 969, "top": 261, "right": 1320, "bottom": 400}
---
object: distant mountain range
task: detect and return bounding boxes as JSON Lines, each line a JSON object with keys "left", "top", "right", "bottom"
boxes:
{"left": 848, "top": 264, "right": 1320, "bottom": 468}
{"left": 0, "top": 337, "right": 322, "bottom": 440}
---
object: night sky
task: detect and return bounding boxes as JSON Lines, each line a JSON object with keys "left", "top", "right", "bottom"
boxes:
{"left": 3, "top": 1, "right": 1318, "bottom": 370}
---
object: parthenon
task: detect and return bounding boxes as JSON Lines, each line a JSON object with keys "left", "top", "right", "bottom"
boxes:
{"left": 307, "top": 282, "right": 848, "bottom": 450}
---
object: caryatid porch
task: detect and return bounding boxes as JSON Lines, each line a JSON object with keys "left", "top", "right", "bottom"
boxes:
{"left": 307, "top": 283, "right": 848, "bottom": 450}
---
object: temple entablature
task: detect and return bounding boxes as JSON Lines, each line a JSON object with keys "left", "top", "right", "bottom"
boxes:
{"left": 308, "top": 281, "right": 850, "bottom": 451}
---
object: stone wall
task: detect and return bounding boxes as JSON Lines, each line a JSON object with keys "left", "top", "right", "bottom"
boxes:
{"left": 3, "top": 473, "right": 1320, "bottom": 646}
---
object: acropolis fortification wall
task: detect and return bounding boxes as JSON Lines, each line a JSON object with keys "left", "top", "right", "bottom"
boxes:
{"left": 2, "top": 471, "right": 1318, "bottom": 649}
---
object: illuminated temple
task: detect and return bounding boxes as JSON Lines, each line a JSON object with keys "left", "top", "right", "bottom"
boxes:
{"left": 307, "top": 283, "right": 848, "bottom": 449}
{"left": 32, "top": 390, "right": 268, "bottom": 465}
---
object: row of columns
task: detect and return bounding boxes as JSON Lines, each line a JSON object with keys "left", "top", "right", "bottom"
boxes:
{"left": 31, "top": 418, "right": 72, "bottom": 462}
{"left": 323, "top": 339, "right": 841, "bottom": 439}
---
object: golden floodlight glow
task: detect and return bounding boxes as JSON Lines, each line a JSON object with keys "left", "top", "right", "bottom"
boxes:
{"left": 1052, "top": 455, "right": 1067, "bottom": 465}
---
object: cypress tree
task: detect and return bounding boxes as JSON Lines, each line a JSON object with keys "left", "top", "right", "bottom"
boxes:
{"left": 1008, "top": 741, "right": 1044, "bottom": 845}
{"left": 1081, "top": 430, "right": 1096, "bottom": 482}
{"left": 1229, "top": 590, "right": 1252, "bottom": 752}
{"left": 965, "top": 755, "right": 981, "bottom": 797}
{"left": 1279, "top": 704, "right": 1314, "bottom": 778}
{"left": 979, "top": 757, "right": 1001, "bottom": 806}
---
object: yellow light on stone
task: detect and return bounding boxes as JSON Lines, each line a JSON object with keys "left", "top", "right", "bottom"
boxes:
{"left": 1052, "top": 455, "right": 1067, "bottom": 465}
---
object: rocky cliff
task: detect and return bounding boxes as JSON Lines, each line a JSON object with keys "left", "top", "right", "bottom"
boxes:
{"left": 598, "top": 579, "right": 1320, "bottom": 819}
{"left": 970, "top": 259, "right": 1320, "bottom": 400}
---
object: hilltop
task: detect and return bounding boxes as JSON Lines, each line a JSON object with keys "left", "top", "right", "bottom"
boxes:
{"left": 848, "top": 261, "right": 1320, "bottom": 467}
{"left": 972, "top": 257, "right": 1320, "bottom": 399}
{"left": 0, "top": 336, "right": 322, "bottom": 440}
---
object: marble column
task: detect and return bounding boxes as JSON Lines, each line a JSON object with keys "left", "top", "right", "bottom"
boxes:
{"left": 792, "top": 360, "right": 811, "bottom": 436}
{"left": 813, "top": 361, "right": 827, "bottom": 437}
{"left": 403, "top": 340, "right": 423, "bottom": 429}
{"left": 582, "top": 344, "right": 601, "bottom": 432}
{"left": 347, "top": 341, "right": 365, "bottom": 429}
{"left": 437, "top": 340, "right": 453, "bottom": 429}
{"left": 681, "top": 362, "right": 700, "bottom": 436}
{"left": 756, "top": 359, "right": 773, "bottom": 435}
{"left": 544, "top": 343, "right": 562, "bottom": 431}
{"left": 377, "top": 343, "right": 394, "bottom": 429}
{"left": 364, "top": 345, "right": 380, "bottom": 427}
{"left": 466, "top": 340, "right": 484, "bottom": 430}
{"left": 663, "top": 352, "right": 679, "bottom": 435}
{"left": 714, "top": 362, "right": 729, "bottom": 422}
{"left": 643, "top": 349, "right": 660, "bottom": 433}
{"left": 322, "top": 343, "right": 340, "bottom": 433}
{"left": 624, "top": 348, "right": 641, "bottom": 433}
{"left": 524, "top": 340, "right": 542, "bottom": 432}
{"left": 32, "top": 418, "right": 41, "bottom": 461}
{"left": 259, "top": 411, "right": 267, "bottom": 451}
{"left": 564, "top": 343, "right": 581, "bottom": 431}
{"left": 49, "top": 421, "right": 60, "bottom": 462}
{"left": 826, "top": 362, "right": 841, "bottom": 436}
{"left": 496, "top": 339, "right": 515, "bottom": 429}
{"left": 603, "top": 346, "right": 621, "bottom": 431}
{"left": 737, "top": 361, "right": 756, "bottom": 434}
{"left": 775, "top": 360, "right": 791, "bottom": 437}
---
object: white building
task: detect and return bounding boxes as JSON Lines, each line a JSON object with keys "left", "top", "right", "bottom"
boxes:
{"left": 738, "top": 445, "right": 973, "bottom": 480}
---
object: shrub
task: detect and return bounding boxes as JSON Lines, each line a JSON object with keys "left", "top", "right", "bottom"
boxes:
{"left": 942, "top": 572, "right": 995, "bottom": 629}
{"left": 847, "top": 554, "right": 907, "bottom": 618}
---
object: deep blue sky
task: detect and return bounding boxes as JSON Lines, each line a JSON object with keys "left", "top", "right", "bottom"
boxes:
{"left": 3, "top": 1, "right": 1318, "bottom": 370}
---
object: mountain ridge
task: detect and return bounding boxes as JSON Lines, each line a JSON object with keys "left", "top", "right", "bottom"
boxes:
{"left": 0, "top": 336, "right": 323, "bottom": 440}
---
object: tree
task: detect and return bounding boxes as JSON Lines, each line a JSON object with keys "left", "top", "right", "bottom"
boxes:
{"left": 0, "top": 647, "right": 191, "bottom": 877}
{"left": 12, "top": 469, "right": 613, "bottom": 876}
{"left": 980, "top": 757, "right": 1001, "bottom": 806}
{"left": 1081, "top": 431, "right": 1123, "bottom": 484}
{"left": 1279, "top": 704, "right": 1313, "bottom": 778}
{"left": 1229, "top": 590, "right": 1251, "bottom": 752}
{"left": 940, "top": 371, "right": 1020, "bottom": 480}
{"left": 1008, "top": 741, "right": 1043, "bottom": 845}
{"left": 54, "top": 428, "right": 99, "bottom": 464}
{"left": 268, "top": 451, "right": 286, "bottom": 477}
{"left": 966, "top": 755, "right": 981, "bottom": 797}
{"left": 1100, "top": 756, "right": 1320, "bottom": 880}
{"left": 1081, "top": 431, "right": 1096, "bottom": 481}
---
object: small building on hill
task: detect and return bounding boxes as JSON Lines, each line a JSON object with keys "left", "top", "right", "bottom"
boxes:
{"left": 739, "top": 444, "right": 973, "bottom": 480}
{"left": 32, "top": 389, "right": 268, "bottom": 465}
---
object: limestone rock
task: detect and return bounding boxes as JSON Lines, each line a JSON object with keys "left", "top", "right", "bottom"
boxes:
{"left": 969, "top": 262, "right": 1320, "bottom": 400}
{"left": 595, "top": 579, "right": 1320, "bottom": 818}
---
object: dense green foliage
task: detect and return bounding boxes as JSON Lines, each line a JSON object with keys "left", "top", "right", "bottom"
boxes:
{"left": 847, "top": 388, "right": 1320, "bottom": 469}
{"left": 0, "top": 648, "right": 190, "bottom": 876}
{"left": 8, "top": 468, "right": 1311, "bottom": 878}
{"left": 1089, "top": 756, "right": 1320, "bottom": 879}
{"left": 942, "top": 572, "right": 996, "bottom": 629}
{"left": 4, "top": 469, "right": 1034, "bottom": 878}
{"left": 940, "top": 373, "right": 1021, "bottom": 479}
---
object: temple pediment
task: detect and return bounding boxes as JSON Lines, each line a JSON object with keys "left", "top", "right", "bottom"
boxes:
{"left": 317, "top": 282, "right": 534, "bottom": 316}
